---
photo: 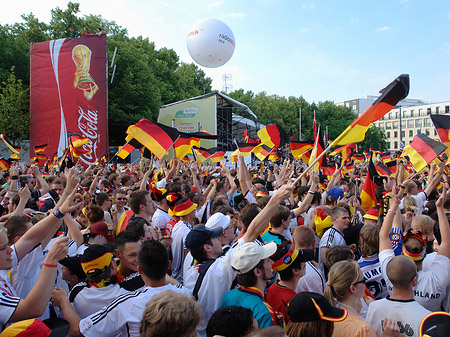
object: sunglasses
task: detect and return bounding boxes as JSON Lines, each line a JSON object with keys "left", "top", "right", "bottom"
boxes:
{"left": 353, "top": 278, "right": 365, "bottom": 286}
{"left": 116, "top": 197, "right": 127, "bottom": 201}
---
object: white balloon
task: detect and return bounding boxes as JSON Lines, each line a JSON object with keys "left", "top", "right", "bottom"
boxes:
{"left": 187, "top": 18, "right": 235, "bottom": 68}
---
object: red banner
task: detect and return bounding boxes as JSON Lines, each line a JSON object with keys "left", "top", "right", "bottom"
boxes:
{"left": 30, "top": 35, "right": 108, "bottom": 166}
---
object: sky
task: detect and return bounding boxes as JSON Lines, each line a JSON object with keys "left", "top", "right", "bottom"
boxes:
{"left": 2, "top": 0, "right": 450, "bottom": 104}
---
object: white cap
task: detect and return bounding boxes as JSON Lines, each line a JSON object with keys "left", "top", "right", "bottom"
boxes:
{"left": 205, "top": 213, "right": 231, "bottom": 231}
{"left": 231, "top": 241, "right": 277, "bottom": 274}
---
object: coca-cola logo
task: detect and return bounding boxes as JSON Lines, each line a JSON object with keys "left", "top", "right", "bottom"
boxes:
{"left": 77, "top": 106, "right": 99, "bottom": 165}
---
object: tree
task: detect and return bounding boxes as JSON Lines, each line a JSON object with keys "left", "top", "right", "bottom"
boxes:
{"left": 359, "top": 125, "right": 388, "bottom": 152}
{"left": 0, "top": 68, "right": 30, "bottom": 139}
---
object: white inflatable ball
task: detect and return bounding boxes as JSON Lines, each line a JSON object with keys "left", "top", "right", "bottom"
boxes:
{"left": 187, "top": 18, "right": 235, "bottom": 68}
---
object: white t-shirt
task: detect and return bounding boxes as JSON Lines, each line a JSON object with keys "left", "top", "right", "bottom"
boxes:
{"left": 295, "top": 260, "right": 326, "bottom": 294}
{"left": 184, "top": 237, "right": 245, "bottom": 337}
{"left": 151, "top": 208, "right": 171, "bottom": 230}
{"left": 0, "top": 246, "right": 20, "bottom": 326}
{"left": 70, "top": 283, "right": 127, "bottom": 319}
{"left": 366, "top": 298, "right": 430, "bottom": 337}
{"left": 318, "top": 227, "right": 346, "bottom": 270}
{"left": 79, "top": 284, "right": 185, "bottom": 337}
{"left": 358, "top": 254, "right": 389, "bottom": 299}
{"left": 379, "top": 248, "right": 450, "bottom": 311}
{"left": 170, "top": 220, "right": 192, "bottom": 283}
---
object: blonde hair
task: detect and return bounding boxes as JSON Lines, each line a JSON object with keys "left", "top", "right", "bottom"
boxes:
{"left": 403, "top": 196, "right": 418, "bottom": 213}
{"left": 293, "top": 226, "right": 315, "bottom": 248}
{"left": 324, "top": 260, "right": 360, "bottom": 306}
{"left": 411, "top": 214, "right": 434, "bottom": 238}
{"left": 140, "top": 290, "right": 202, "bottom": 337}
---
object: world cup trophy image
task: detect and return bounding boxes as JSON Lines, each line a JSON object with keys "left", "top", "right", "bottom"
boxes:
{"left": 72, "top": 45, "right": 99, "bottom": 100}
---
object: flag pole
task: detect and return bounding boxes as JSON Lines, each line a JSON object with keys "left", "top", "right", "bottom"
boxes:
{"left": 292, "top": 143, "right": 332, "bottom": 186}
{"left": 109, "top": 137, "right": 133, "bottom": 164}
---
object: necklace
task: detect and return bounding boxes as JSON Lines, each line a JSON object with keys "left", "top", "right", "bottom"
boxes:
{"left": 338, "top": 301, "right": 363, "bottom": 319}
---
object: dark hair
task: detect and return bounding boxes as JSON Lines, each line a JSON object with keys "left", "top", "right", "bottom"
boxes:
{"left": 4, "top": 216, "right": 31, "bottom": 245}
{"left": 214, "top": 205, "right": 234, "bottom": 216}
{"left": 325, "top": 246, "right": 354, "bottom": 268}
{"left": 87, "top": 205, "right": 104, "bottom": 224}
{"left": 115, "top": 230, "right": 140, "bottom": 251}
{"left": 278, "top": 252, "right": 303, "bottom": 281}
{"left": 128, "top": 190, "right": 149, "bottom": 214}
{"left": 211, "top": 198, "right": 227, "bottom": 213}
{"left": 138, "top": 240, "right": 169, "bottom": 280}
{"left": 236, "top": 259, "right": 264, "bottom": 287}
{"left": 240, "top": 204, "right": 260, "bottom": 228}
{"left": 95, "top": 192, "right": 110, "bottom": 207}
{"left": 206, "top": 306, "right": 254, "bottom": 337}
{"left": 126, "top": 218, "right": 148, "bottom": 238}
{"left": 270, "top": 205, "right": 291, "bottom": 228}
{"left": 113, "top": 189, "right": 127, "bottom": 197}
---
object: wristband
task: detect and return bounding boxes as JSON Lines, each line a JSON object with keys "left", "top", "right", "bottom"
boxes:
{"left": 308, "top": 190, "right": 315, "bottom": 195}
{"left": 43, "top": 263, "right": 58, "bottom": 268}
{"left": 387, "top": 209, "right": 397, "bottom": 215}
{"left": 53, "top": 209, "right": 65, "bottom": 219}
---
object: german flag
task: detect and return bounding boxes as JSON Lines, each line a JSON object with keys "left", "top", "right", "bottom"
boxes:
{"left": 117, "top": 143, "right": 135, "bottom": 160}
{"left": 386, "top": 160, "right": 398, "bottom": 175}
{"left": 430, "top": 114, "right": 450, "bottom": 157}
{"left": 238, "top": 143, "right": 257, "bottom": 157}
{"left": 244, "top": 128, "right": 260, "bottom": 144}
{"left": 403, "top": 134, "right": 447, "bottom": 173}
{"left": 126, "top": 119, "right": 179, "bottom": 159}
{"left": 174, "top": 134, "right": 200, "bottom": 159}
{"left": 380, "top": 152, "right": 391, "bottom": 164}
{"left": 353, "top": 154, "right": 365, "bottom": 164}
{"left": 183, "top": 131, "right": 218, "bottom": 140}
{"left": 257, "top": 124, "right": 287, "bottom": 149}
{"left": 36, "top": 154, "right": 46, "bottom": 161}
{"left": 268, "top": 153, "right": 280, "bottom": 162}
{"left": 360, "top": 160, "right": 378, "bottom": 211}
{"left": 252, "top": 143, "right": 272, "bottom": 161}
{"left": 230, "top": 149, "right": 239, "bottom": 163}
{"left": 0, "top": 134, "right": 20, "bottom": 155}
{"left": 299, "top": 148, "right": 313, "bottom": 163}
{"left": 375, "top": 161, "right": 393, "bottom": 177}
{"left": 193, "top": 147, "right": 213, "bottom": 162}
{"left": 0, "top": 158, "right": 10, "bottom": 171}
{"left": 331, "top": 74, "right": 409, "bottom": 146}
{"left": 68, "top": 132, "right": 89, "bottom": 148}
{"left": 209, "top": 148, "right": 226, "bottom": 163}
{"left": 321, "top": 164, "right": 337, "bottom": 180}
{"left": 71, "top": 146, "right": 91, "bottom": 158}
{"left": 34, "top": 144, "right": 47, "bottom": 153}
{"left": 289, "top": 139, "right": 314, "bottom": 159}
{"left": 330, "top": 143, "right": 356, "bottom": 164}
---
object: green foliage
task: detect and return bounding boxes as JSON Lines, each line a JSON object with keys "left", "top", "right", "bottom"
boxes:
{"left": 0, "top": 68, "right": 30, "bottom": 139}
{"left": 360, "top": 125, "right": 388, "bottom": 152}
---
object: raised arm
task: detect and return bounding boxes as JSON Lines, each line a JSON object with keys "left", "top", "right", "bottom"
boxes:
{"left": 424, "top": 161, "right": 444, "bottom": 197}
{"left": 31, "top": 166, "right": 50, "bottom": 196}
{"left": 436, "top": 184, "right": 450, "bottom": 258}
{"left": 379, "top": 192, "right": 400, "bottom": 252}
{"left": 293, "top": 172, "right": 319, "bottom": 217}
{"left": 243, "top": 184, "right": 294, "bottom": 243}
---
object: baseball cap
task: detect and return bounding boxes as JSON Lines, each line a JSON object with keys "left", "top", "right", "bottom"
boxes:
{"left": 420, "top": 311, "right": 450, "bottom": 337}
{"left": 59, "top": 255, "right": 86, "bottom": 280}
{"left": 271, "top": 243, "right": 314, "bottom": 271}
{"left": 80, "top": 244, "right": 113, "bottom": 275}
{"left": 172, "top": 198, "right": 197, "bottom": 217}
{"left": 327, "top": 188, "right": 344, "bottom": 200}
{"left": 287, "top": 292, "right": 347, "bottom": 323}
{"left": 205, "top": 213, "right": 231, "bottom": 231}
{"left": 231, "top": 242, "right": 277, "bottom": 274}
{"left": 90, "top": 222, "right": 115, "bottom": 243}
{"left": 185, "top": 225, "right": 223, "bottom": 251}
{"left": 0, "top": 318, "right": 69, "bottom": 337}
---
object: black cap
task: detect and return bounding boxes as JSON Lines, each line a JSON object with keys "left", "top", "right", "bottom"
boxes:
{"left": 185, "top": 225, "right": 223, "bottom": 250}
{"left": 420, "top": 311, "right": 450, "bottom": 337}
{"left": 287, "top": 292, "right": 347, "bottom": 323}
{"left": 59, "top": 255, "right": 86, "bottom": 280}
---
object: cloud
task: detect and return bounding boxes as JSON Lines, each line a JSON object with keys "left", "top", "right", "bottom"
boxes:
{"left": 350, "top": 18, "right": 359, "bottom": 24}
{"left": 376, "top": 26, "right": 390, "bottom": 31}
{"left": 302, "top": 3, "right": 315, "bottom": 9}
{"left": 299, "top": 28, "right": 310, "bottom": 33}
{"left": 229, "top": 12, "right": 245, "bottom": 19}
{"left": 208, "top": 1, "right": 224, "bottom": 9}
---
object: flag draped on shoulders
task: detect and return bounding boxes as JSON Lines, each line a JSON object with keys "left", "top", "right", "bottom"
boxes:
{"left": 360, "top": 160, "right": 378, "bottom": 211}
{"left": 331, "top": 74, "right": 410, "bottom": 146}
{"left": 126, "top": 119, "right": 179, "bottom": 159}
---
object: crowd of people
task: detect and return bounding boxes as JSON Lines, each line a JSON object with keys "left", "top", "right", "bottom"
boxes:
{"left": 1, "top": 152, "right": 450, "bottom": 337}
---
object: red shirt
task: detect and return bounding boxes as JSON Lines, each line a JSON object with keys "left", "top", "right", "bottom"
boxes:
{"left": 265, "top": 280, "right": 296, "bottom": 323}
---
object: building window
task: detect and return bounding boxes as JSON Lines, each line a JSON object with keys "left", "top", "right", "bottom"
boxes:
{"left": 424, "top": 118, "right": 431, "bottom": 126}
{"left": 427, "top": 108, "right": 432, "bottom": 114}
{"left": 401, "top": 120, "right": 406, "bottom": 128}
{"left": 387, "top": 132, "right": 390, "bottom": 138}
{"left": 419, "top": 108, "right": 425, "bottom": 116}
{"left": 401, "top": 131, "right": 405, "bottom": 138}
{"left": 394, "top": 131, "right": 398, "bottom": 138}
{"left": 379, "top": 122, "right": 384, "bottom": 129}
{"left": 436, "top": 106, "right": 440, "bottom": 114}
{"left": 393, "top": 121, "right": 399, "bottom": 129}
{"left": 417, "top": 129, "right": 421, "bottom": 134}
{"left": 426, "top": 129, "right": 430, "bottom": 136}
{"left": 412, "top": 109, "right": 418, "bottom": 117}
{"left": 407, "top": 120, "right": 414, "bottom": 128}
{"left": 415, "top": 119, "right": 422, "bottom": 127}
{"left": 386, "top": 122, "right": 392, "bottom": 129}
{"left": 409, "top": 130, "right": 413, "bottom": 137}
{"left": 394, "top": 141, "right": 398, "bottom": 149}
{"left": 446, "top": 106, "right": 449, "bottom": 113}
